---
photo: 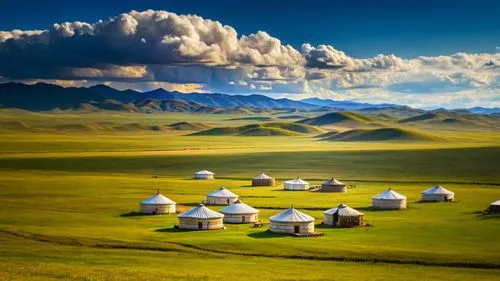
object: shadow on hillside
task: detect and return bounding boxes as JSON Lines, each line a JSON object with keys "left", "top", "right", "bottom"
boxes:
{"left": 478, "top": 214, "right": 500, "bottom": 220}
{"left": 156, "top": 227, "right": 227, "bottom": 233}
{"left": 247, "top": 230, "right": 285, "bottom": 239}
{"left": 415, "top": 200, "right": 459, "bottom": 204}
{"left": 315, "top": 223, "right": 374, "bottom": 229}
{"left": 119, "top": 211, "right": 145, "bottom": 217}
{"left": 155, "top": 227, "right": 192, "bottom": 233}
{"left": 472, "top": 210, "right": 500, "bottom": 220}
{"left": 120, "top": 211, "right": 179, "bottom": 217}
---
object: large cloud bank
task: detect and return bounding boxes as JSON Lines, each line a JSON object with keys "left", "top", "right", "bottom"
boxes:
{"left": 0, "top": 10, "right": 498, "bottom": 108}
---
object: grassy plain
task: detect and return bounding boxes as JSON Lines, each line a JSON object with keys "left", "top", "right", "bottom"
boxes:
{"left": 0, "top": 110, "right": 499, "bottom": 280}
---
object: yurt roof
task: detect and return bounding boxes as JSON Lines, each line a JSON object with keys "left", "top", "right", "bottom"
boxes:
{"left": 194, "top": 170, "right": 215, "bottom": 175}
{"left": 422, "top": 185, "right": 454, "bottom": 195}
{"left": 285, "top": 178, "right": 309, "bottom": 185}
{"left": 220, "top": 200, "right": 259, "bottom": 214}
{"left": 491, "top": 200, "right": 500, "bottom": 206}
{"left": 141, "top": 193, "right": 176, "bottom": 205}
{"left": 269, "top": 207, "right": 315, "bottom": 223}
{"left": 178, "top": 204, "right": 224, "bottom": 219}
{"left": 323, "top": 177, "right": 345, "bottom": 185}
{"left": 324, "top": 203, "right": 363, "bottom": 216}
{"left": 372, "top": 188, "right": 406, "bottom": 200}
{"left": 253, "top": 173, "right": 273, "bottom": 180}
{"left": 206, "top": 187, "right": 239, "bottom": 198}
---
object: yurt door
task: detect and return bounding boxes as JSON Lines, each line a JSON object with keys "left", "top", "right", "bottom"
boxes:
{"left": 294, "top": 225, "right": 300, "bottom": 233}
{"left": 242, "top": 216, "right": 245, "bottom": 223}
{"left": 333, "top": 213, "right": 339, "bottom": 226}
{"left": 198, "top": 222, "right": 202, "bottom": 229}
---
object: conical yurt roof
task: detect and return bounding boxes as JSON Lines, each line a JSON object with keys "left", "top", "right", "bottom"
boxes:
{"left": 253, "top": 173, "right": 273, "bottom": 180}
{"left": 178, "top": 204, "right": 224, "bottom": 219}
{"left": 324, "top": 203, "right": 363, "bottom": 216}
{"left": 220, "top": 200, "right": 259, "bottom": 214}
{"left": 285, "top": 178, "right": 309, "bottom": 185}
{"left": 323, "top": 177, "right": 345, "bottom": 185}
{"left": 269, "top": 207, "right": 314, "bottom": 223}
{"left": 372, "top": 188, "right": 406, "bottom": 200}
{"left": 422, "top": 185, "right": 454, "bottom": 195}
{"left": 195, "top": 170, "right": 215, "bottom": 175}
{"left": 141, "top": 193, "right": 176, "bottom": 205}
{"left": 206, "top": 187, "right": 239, "bottom": 198}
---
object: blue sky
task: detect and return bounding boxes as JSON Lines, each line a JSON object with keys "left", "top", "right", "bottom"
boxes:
{"left": 0, "top": 0, "right": 499, "bottom": 108}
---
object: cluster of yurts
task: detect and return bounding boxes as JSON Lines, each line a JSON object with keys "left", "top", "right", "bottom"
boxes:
{"left": 139, "top": 170, "right": 464, "bottom": 235}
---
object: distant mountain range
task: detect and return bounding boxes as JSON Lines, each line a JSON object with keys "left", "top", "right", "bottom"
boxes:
{"left": 300, "top": 98, "right": 398, "bottom": 110}
{"left": 0, "top": 82, "right": 318, "bottom": 111}
{"left": 0, "top": 82, "right": 499, "bottom": 114}
{"left": 466, "top": 107, "right": 500, "bottom": 115}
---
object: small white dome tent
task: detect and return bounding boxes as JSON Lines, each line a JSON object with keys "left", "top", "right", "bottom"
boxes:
{"left": 284, "top": 177, "right": 310, "bottom": 191}
{"left": 252, "top": 173, "right": 275, "bottom": 186}
{"left": 140, "top": 191, "right": 176, "bottom": 214}
{"left": 205, "top": 187, "right": 239, "bottom": 205}
{"left": 422, "top": 185, "right": 455, "bottom": 202}
{"left": 372, "top": 188, "right": 407, "bottom": 209}
{"left": 177, "top": 204, "right": 224, "bottom": 230}
{"left": 220, "top": 200, "right": 259, "bottom": 223}
{"left": 269, "top": 207, "right": 315, "bottom": 234}
{"left": 323, "top": 204, "right": 364, "bottom": 227}
{"left": 194, "top": 170, "right": 215, "bottom": 180}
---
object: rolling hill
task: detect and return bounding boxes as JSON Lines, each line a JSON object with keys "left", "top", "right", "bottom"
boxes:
{"left": 190, "top": 122, "right": 325, "bottom": 136}
{"left": 0, "top": 120, "right": 32, "bottom": 131}
{"left": 399, "top": 111, "right": 500, "bottom": 127}
{"left": 321, "top": 128, "right": 440, "bottom": 142}
{"left": 167, "top": 122, "right": 212, "bottom": 131}
{"left": 44, "top": 122, "right": 211, "bottom": 132}
{"left": 297, "top": 112, "right": 375, "bottom": 126}
{"left": 354, "top": 106, "right": 426, "bottom": 118}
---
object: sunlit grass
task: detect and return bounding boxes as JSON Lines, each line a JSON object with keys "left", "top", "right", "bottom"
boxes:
{"left": 0, "top": 111, "right": 499, "bottom": 280}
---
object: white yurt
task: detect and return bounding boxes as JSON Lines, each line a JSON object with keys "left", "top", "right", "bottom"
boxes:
{"left": 205, "top": 187, "right": 239, "bottom": 205}
{"left": 194, "top": 170, "right": 215, "bottom": 180}
{"left": 489, "top": 200, "right": 500, "bottom": 213}
{"left": 140, "top": 191, "right": 176, "bottom": 214}
{"left": 317, "top": 177, "right": 347, "bottom": 192}
{"left": 269, "top": 207, "right": 315, "bottom": 234}
{"left": 252, "top": 173, "right": 276, "bottom": 186}
{"left": 422, "top": 185, "right": 455, "bottom": 202}
{"left": 284, "top": 177, "right": 310, "bottom": 191}
{"left": 177, "top": 204, "right": 224, "bottom": 230}
{"left": 220, "top": 200, "right": 259, "bottom": 223}
{"left": 323, "top": 203, "right": 364, "bottom": 227}
{"left": 372, "top": 188, "right": 407, "bottom": 209}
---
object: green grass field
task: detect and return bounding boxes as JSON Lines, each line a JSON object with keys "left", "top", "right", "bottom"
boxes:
{"left": 0, "top": 111, "right": 499, "bottom": 280}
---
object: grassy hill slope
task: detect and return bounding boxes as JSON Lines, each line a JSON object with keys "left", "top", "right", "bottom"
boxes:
{"left": 323, "top": 128, "right": 440, "bottom": 142}
{"left": 298, "top": 112, "right": 375, "bottom": 126}
{"left": 191, "top": 122, "right": 325, "bottom": 136}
